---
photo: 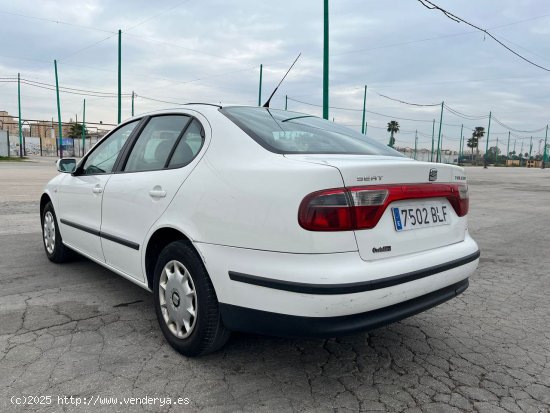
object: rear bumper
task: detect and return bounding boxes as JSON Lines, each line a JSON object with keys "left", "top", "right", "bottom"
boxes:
{"left": 219, "top": 278, "right": 469, "bottom": 338}
{"left": 196, "top": 234, "right": 479, "bottom": 318}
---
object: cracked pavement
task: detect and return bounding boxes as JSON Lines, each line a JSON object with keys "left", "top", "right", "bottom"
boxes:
{"left": 0, "top": 159, "right": 549, "bottom": 412}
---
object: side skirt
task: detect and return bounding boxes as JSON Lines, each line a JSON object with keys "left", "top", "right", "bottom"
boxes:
{"left": 62, "top": 241, "right": 152, "bottom": 293}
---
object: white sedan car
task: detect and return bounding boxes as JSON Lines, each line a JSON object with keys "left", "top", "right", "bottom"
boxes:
{"left": 41, "top": 105, "right": 479, "bottom": 356}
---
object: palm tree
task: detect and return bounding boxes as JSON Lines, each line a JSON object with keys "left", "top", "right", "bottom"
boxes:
{"left": 467, "top": 137, "right": 478, "bottom": 161}
{"left": 472, "top": 126, "right": 485, "bottom": 163}
{"left": 387, "top": 120, "right": 399, "bottom": 147}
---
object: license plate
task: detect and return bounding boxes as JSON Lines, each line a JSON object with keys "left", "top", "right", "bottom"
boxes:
{"left": 391, "top": 203, "right": 450, "bottom": 231}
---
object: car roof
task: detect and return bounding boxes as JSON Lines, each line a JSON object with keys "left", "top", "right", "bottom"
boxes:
{"left": 122, "top": 104, "right": 310, "bottom": 124}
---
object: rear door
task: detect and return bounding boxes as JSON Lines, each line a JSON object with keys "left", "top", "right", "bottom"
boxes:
{"left": 100, "top": 115, "right": 206, "bottom": 282}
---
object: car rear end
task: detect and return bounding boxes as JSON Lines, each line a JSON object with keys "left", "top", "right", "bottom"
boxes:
{"left": 293, "top": 155, "right": 471, "bottom": 262}
{"left": 202, "top": 107, "right": 479, "bottom": 337}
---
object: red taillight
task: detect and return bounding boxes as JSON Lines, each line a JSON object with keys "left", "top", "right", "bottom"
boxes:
{"left": 298, "top": 188, "right": 353, "bottom": 231}
{"left": 298, "top": 183, "right": 469, "bottom": 231}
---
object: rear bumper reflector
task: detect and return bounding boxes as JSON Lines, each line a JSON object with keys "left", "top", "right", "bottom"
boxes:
{"left": 228, "top": 250, "right": 480, "bottom": 295}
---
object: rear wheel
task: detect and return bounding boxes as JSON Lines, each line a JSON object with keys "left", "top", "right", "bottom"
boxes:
{"left": 42, "top": 202, "right": 72, "bottom": 263}
{"left": 153, "top": 240, "right": 230, "bottom": 356}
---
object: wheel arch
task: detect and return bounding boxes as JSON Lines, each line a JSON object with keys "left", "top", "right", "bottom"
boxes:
{"left": 144, "top": 226, "right": 202, "bottom": 290}
{"left": 40, "top": 192, "right": 53, "bottom": 218}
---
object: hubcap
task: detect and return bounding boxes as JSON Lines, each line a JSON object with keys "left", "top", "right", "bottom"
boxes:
{"left": 43, "top": 211, "right": 56, "bottom": 255}
{"left": 159, "top": 260, "right": 197, "bottom": 339}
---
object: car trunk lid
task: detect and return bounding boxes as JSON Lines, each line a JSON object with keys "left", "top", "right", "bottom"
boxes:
{"left": 286, "top": 154, "right": 468, "bottom": 261}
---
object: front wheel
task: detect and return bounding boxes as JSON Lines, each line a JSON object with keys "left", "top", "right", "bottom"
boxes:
{"left": 42, "top": 202, "right": 72, "bottom": 263}
{"left": 153, "top": 240, "right": 230, "bottom": 356}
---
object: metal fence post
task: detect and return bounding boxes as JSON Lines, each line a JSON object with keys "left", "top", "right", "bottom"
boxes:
{"left": 430, "top": 119, "right": 435, "bottom": 162}
{"left": 436, "top": 102, "right": 444, "bottom": 162}
{"left": 542, "top": 125, "right": 548, "bottom": 169}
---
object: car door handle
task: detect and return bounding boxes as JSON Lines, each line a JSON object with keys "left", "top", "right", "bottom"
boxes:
{"left": 149, "top": 189, "right": 167, "bottom": 198}
{"left": 92, "top": 186, "right": 103, "bottom": 194}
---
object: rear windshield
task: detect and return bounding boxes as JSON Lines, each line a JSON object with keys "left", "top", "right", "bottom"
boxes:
{"left": 220, "top": 106, "right": 404, "bottom": 156}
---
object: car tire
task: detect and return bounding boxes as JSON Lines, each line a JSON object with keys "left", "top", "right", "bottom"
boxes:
{"left": 153, "top": 240, "right": 230, "bottom": 357}
{"left": 42, "top": 202, "right": 73, "bottom": 263}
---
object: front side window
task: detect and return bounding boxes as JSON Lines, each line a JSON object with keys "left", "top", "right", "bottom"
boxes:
{"left": 124, "top": 115, "right": 191, "bottom": 172}
{"left": 221, "top": 106, "right": 404, "bottom": 156}
{"left": 82, "top": 121, "right": 139, "bottom": 175}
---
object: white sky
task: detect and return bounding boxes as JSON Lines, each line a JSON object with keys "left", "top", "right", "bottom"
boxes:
{"left": 1, "top": 0, "right": 549, "bottom": 151}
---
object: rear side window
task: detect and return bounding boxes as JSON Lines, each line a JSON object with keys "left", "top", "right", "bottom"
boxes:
{"left": 168, "top": 119, "right": 204, "bottom": 168}
{"left": 221, "top": 106, "right": 404, "bottom": 156}
{"left": 124, "top": 115, "right": 191, "bottom": 172}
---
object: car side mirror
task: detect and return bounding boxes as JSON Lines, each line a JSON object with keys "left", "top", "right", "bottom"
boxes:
{"left": 56, "top": 158, "right": 77, "bottom": 173}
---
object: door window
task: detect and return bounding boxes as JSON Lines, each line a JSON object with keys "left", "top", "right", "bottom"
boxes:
{"left": 124, "top": 115, "right": 191, "bottom": 172}
{"left": 82, "top": 121, "right": 139, "bottom": 175}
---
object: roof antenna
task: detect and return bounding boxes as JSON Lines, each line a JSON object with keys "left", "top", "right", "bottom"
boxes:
{"left": 262, "top": 53, "right": 301, "bottom": 108}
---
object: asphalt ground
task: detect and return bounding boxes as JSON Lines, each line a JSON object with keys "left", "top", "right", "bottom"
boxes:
{"left": 0, "top": 157, "right": 549, "bottom": 413}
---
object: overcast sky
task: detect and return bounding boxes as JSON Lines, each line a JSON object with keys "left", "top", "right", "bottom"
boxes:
{"left": 1, "top": 0, "right": 549, "bottom": 151}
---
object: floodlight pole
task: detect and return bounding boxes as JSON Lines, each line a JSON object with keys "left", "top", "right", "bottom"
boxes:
{"left": 323, "top": 0, "right": 329, "bottom": 119}
{"left": 542, "top": 125, "right": 548, "bottom": 169}
{"left": 461, "top": 133, "right": 465, "bottom": 163}
{"left": 361, "top": 85, "right": 367, "bottom": 134}
{"left": 414, "top": 130, "right": 418, "bottom": 160}
{"left": 436, "top": 102, "right": 444, "bottom": 162}
{"left": 459, "top": 123, "right": 463, "bottom": 163}
{"left": 520, "top": 142, "right": 524, "bottom": 162}
{"left": 506, "top": 131, "right": 510, "bottom": 166}
{"left": 430, "top": 119, "right": 435, "bottom": 162}
{"left": 440, "top": 134, "right": 445, "bottom": 163}
{"left": 81, "top": 99, "right": 86, "bottom": 157}
{"left": 258, "top": 64, "right": 263, "bottom": 106}
{"left": 484, "top": 111, "right": 491, "bottom": 168}
{"left": 54, "top": 60, "right": 63, "bottom": 158}
{"left": 131, "top": 91, "right": 135, "bottom": 117}
{"left": 457, "top": 133, "right": 461, "bottom": 164}
{"left": 17, "top": 73, "right": 23, "bottom": 158}
{"left": 118, "top": 29, "right": 122, "bottom": 124}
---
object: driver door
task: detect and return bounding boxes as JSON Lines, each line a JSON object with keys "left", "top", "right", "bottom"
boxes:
{"left": 57, "top": 120, "right": 140, "bottom": 261}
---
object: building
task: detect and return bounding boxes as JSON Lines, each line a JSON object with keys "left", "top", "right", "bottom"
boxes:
{"left": 32, "top": 119, "right": 75, "bottom": 139}
{"left": 0, "top": 111, "right": 76, "bottom": 138}
{"left": 33, "top": 120, "right": 55, "bottom": 139}
{"left": 0, "top": 111, "right": 19, "bottom": 135}
{"left": 32, "top": 120, "right": 72, "bottom": 140}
